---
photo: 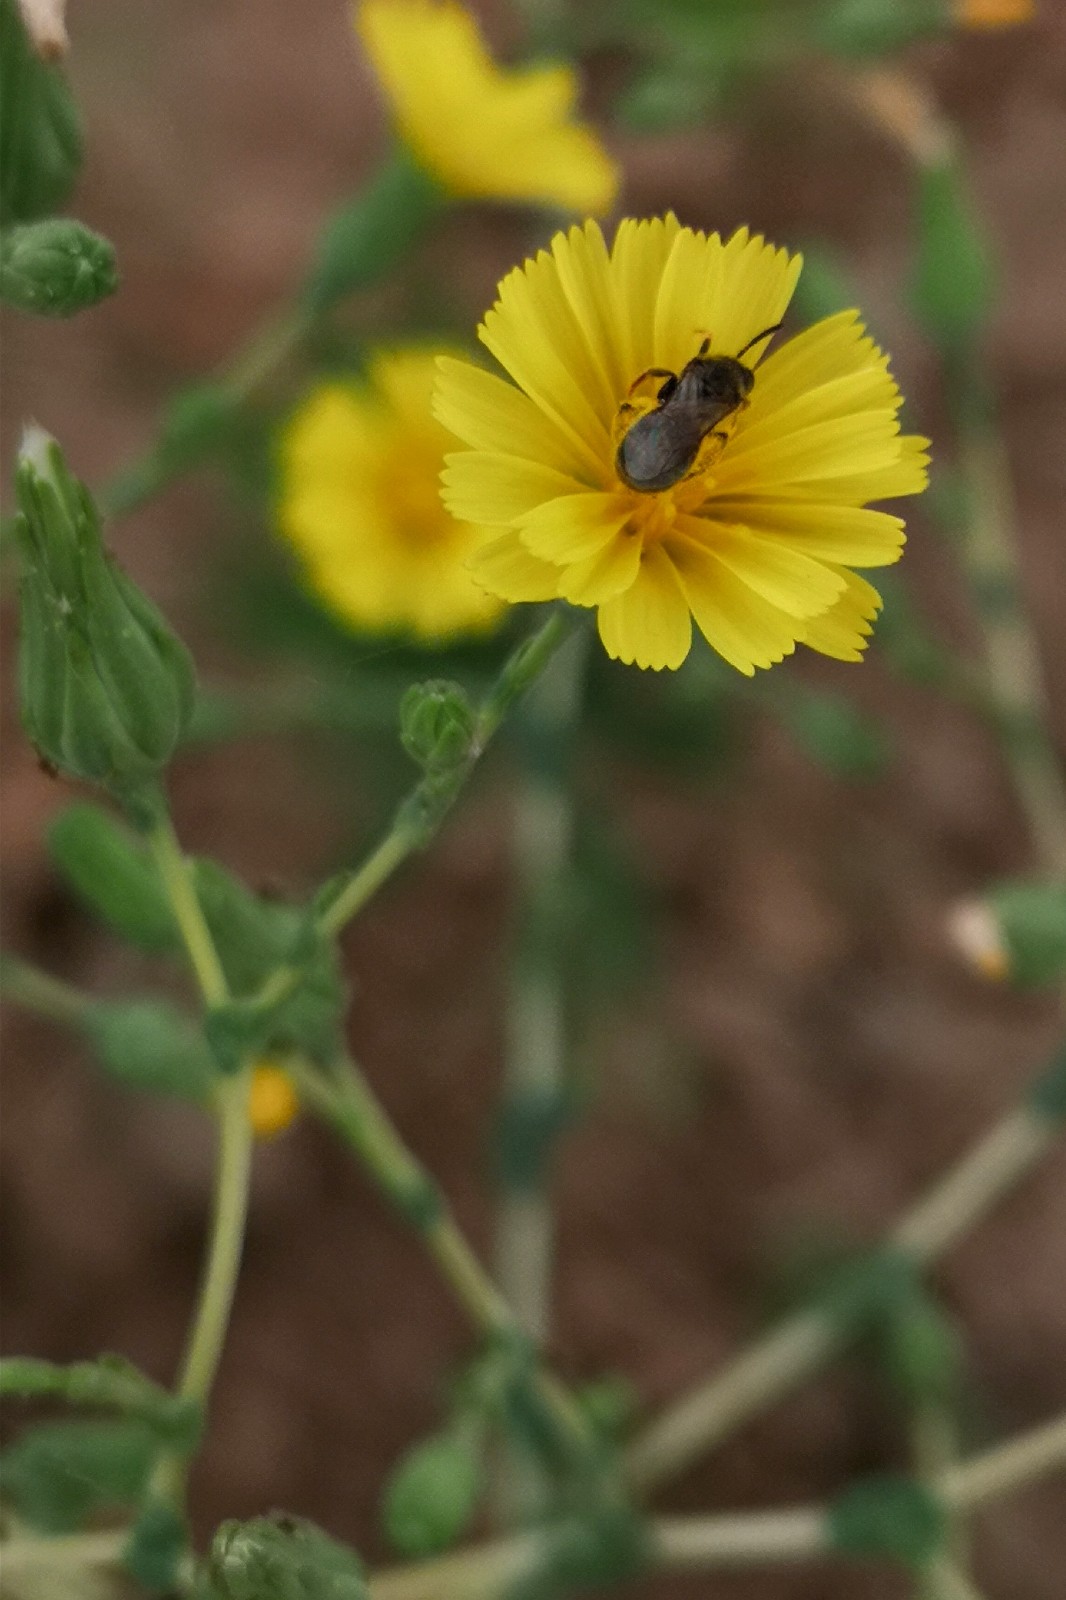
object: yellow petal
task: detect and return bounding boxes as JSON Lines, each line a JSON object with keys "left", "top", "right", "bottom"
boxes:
{"left": 441, "top": 451, "right": 586, "bottom": 525}
{"left": 654, "top": 227, "right": 801, "bottom": 376}
{"left": 556, "top": 531, "right": 642, "bottom": 605}
{"left": 800, "top": 570, "right": 883, "bottom": 662}
{"left": 596, "top": 544, "right": 692, "bottom": 670}
{"left": 747, "top": 311, "right": 887, "bottom": 414}
{"left": 467, "top": 530, "right": 562, "bottom": 602}
{"left": 713, "top": 409, "right": 904, "bottom": 493}
{"left": 705, "top": 498, "right": 906, "bottom": 567}
{"left": 518, "top": 491, "right": 633, "bottom": 562}
{"left": 434, "top": 356, "right": 587, "bottom": 477}
{"left": 794, "top": 433, "right": 931, "bottom": 504}
{"left": 666, "top": 533, "right": 801, "bottom": 674}
{"left": 609, "top": 213, "right": 683, "bottom": 380}
{"left": 677, "top": 516, "right": 846, "bottom": 619}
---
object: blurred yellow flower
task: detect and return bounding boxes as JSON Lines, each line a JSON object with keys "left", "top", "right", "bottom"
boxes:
{"left": 435, "top": 217, "right": 929, "bottom": 674}
{"left": 953, "top": 0, "right": 1034, "bottom": 26}
{"left": 248, "top": 1061, "right": 300, "bottom": 1139}
{"left": 279, "top": 348, "right": 502, "bottom": 642}
{"left": 355, "top": 0, "right": 618, "bottom": 214}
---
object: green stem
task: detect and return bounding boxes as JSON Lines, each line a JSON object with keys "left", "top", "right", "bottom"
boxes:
{"left": 147, "top": 813, "right": 228, "bottom": 1008}
{"left": 0, "top": 952, "right": 94, "bottom": 1028}
{"left": 624, "top": 1068, "right": 1063, "bottom": 1495}
{"left": 291, "top": 1052, "right": 593, "bottom": 1466}
{"left": 942, "top": 1411, "right": 1066, "bottom": 1511}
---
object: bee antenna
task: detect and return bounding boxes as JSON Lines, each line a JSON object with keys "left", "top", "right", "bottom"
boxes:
{"left": 735, "top": 322, "right": 783, "bottom": 362}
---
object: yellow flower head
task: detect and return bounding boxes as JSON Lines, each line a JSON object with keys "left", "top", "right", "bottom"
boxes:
{"left": 953, "top": 0, "right": 1034, "bottom": 27}
{"left": 248, "top": 1062, "right": 300, "bottom": 1139}
{"left": 435, "top": 217, "right": 929, "bottom": 674}
{"left": 355, "top": 0, "right": 619, "bottom": 214}
{"left": 279, "top": 348, "right": 502, "bottom": 642}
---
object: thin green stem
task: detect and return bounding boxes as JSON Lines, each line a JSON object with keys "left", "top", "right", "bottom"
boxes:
{"left": 624, "top": 1071, "right": 1062, "bottom": 1495}
{"left": 147, "top": 813, "right": 228, "bottom": 1008}
{"left": 0, "top": 952, "right": 95, "bottom": 1028}
{"left": 943, "top": 1412, "right": 1066, "bottom": 1511}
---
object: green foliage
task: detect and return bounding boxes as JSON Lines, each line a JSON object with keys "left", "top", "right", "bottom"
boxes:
{"left": 986, "top": 880, "right": 1066, "bottom": 989}
{"left": 828, "top": 1473, "right": 946, "bottom": 1567}
{"left": 400, "top": 679, "right": 476, "bottom": 776}
{"left": 1029, "top": 1043, "right": 1066, "bottom": 1124}
{"left": 200, "top": 1514, "right": 367, "bottom": 1600}
{"left": 615, "top": 69, "right": 712, "bottom": 133}
{"left": 0, "top": 1418, "right": 155, "bottom": 1533}
{"left": 506, "top": 1505, "right": 650, "bottom": 1600}
{"left": 382, "top": 1427, "right": 484, "bottom": 1557}
{"left": 816, "top": 0, "right": 942, "bottom": 57}
{"left": 1, "top": 217, "right": 117, "bottom": 315}
{"left": 818, "top": 1248, "right": 919, "bottom": 1336}
{"left": 14, "top": 431, "right": 196, "bottom": 820}
{"left": 0, "top": 1356, "right": 200, "bottom": 1449}
{"left": 304, "top": 150, "right": 444, "bottom": 314}
{"left": 192, "top": 860, "right": 346, "bottom": 1066}
{"left": 776, "top": 687, "right": 890, "bottom": 779}
{"left": 910, "top": 160, "right": 996, "bottom": 354}
{"left": 88, "top": 998, "right": 217, "bottom": 1101}
{"left": 0, "top": 0, "right": 81, "bottom": 224}
{"left": 877, "top": 1288, "right": 964, "bottom": 1407}
{"left": 124, "top": 1500, "right": 189, "bottom": 1592}
{"left": 48, "top": 803, "right": 177, "bottom": 950}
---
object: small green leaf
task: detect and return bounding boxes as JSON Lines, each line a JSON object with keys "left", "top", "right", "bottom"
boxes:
{"left": 988, "top": 880, "right": 1066, "bottom": 988}
{"left": 0, "top": 1356, "right": 200, "bottom": 1450}
{"left": 124, "top": 1500, "right": 188, "bottom": 1592}
{"left": 88, "top": 998, "right": 216, "bottom": 1101}
{"left": 201, "top": 1514, "right": 367, "bottom": 1600}
{"left": 829, "top": 1474, "right": 946, "bottom": 1567}
{"left": 0, "top": 1419, "right": 155, "bottom": 1533}
{"left": 910, "top": 159, "right": 995, "bottom": 353}
{"left": 304, "top": 150, "right": 443, "bottom": 313}
{"left": 878, "top": 1289, "right": 963, "bottom": 1406}
{"left": 383, "top": 1429, "right": 484, "bottom": 1557}
{"left": 48, "top": 803, "right": 177, "bottom": 951}
{"left": 0, "top": 0, "right": 82, "bottom": 225}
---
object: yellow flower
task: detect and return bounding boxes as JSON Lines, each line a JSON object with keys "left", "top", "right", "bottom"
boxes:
{"left": 248, "top": 1062, "right": 300, "bottom": 1139}
{"left": 355, "top": 0, "right": 618, "bottom": 214}
{"left": 953, "top": 0, "right": 1034, "bottom": 27}
{"left": 435, "top": 217, "right": 929, "bottom": 674}
{"left": 278, "top": 348, "right": 502, "bottom": 642}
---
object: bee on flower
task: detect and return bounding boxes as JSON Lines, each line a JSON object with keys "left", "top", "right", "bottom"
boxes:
{"left": 434, "top": 217, "right": 930, "bottom": 674}
{"left": 356, "top": 0, "right": 619, "bottom": 215}
{"left": 278, "top": 348, "right": 503, "bottom": 643}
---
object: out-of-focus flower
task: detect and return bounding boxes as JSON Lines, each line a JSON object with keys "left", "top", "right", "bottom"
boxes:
{"left": 278, "top": 348, "right": 502, "bottom": 643}
{"left": 953, "top": 0, "right": 1034, "bottom": 28}
{"left": 248, "top": 1061, "right": 300, "bottom": 1139}
{"left": 355, "top": 0, "right": 618, "bottom": 215}
{"left": 435, "top": 217, "right": 928, "bottom": 673}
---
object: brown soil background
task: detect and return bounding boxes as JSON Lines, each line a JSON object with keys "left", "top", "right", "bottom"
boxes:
{"left": 2, "top": 4, "right": 1066, "bottom": 1597}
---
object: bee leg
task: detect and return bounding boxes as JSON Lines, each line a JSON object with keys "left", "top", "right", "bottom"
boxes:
{"left": 685, "top": 430, "right": 730, "bottom": 479}
{"left": 625, "top": 366, "right": 676, "bottom": 400}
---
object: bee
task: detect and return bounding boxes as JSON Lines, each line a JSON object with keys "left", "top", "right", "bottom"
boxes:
{"left": 614, "top": 323, "right": 783, "bottom": 494}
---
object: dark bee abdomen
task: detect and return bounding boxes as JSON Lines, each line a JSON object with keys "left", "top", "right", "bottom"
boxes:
{"left": 616, "top": 407, "right": 703, "bottom": 493}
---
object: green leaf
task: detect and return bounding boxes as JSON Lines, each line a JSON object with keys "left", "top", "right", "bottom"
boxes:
{"left": 0, "top": 1418, "right": 155, "bottom": 1533}
{"left": 0, "top": 1356, "right": 200, "bottom": 1450}
{"left": 0, "top": 0, "right": 82, "bottom": 225}
{"left": 200, "top": 1514, "right": 368, "bottom": 1600}
{"left": 828, "top": 1474, "right": 946, "bottom": 1567}
{"left": 1, "top": 217, "right": 117, "bottom": 315}
{"left": 87, "top": 998, "right": 216, "bottom": 1101}
{"left": 777, "top": 687, "right": 890, "bottom": 779}
{"left": 816, "top": 0, "right": 942, "bottom": 57}
{"left": 615, "top": 68, "right": 711, "bottom": 132}
{"left": 910, "top": 159, "right": 996, "bottom": 353}
{"left": 48, "top": 803, "right": 177, "bottom": 950}
{"left": 987, "top": 880, "right": 1066, "bottom": 988}
{"left": 124, "top": 1500, "right": 188, "bottom": 1592}
{"left": 878, "top": 1289, "right": 963, "bottom": 1406}
{"left": 383, "top": 1429, "right": 484, "bottom": 1558}
{"left": 304, "top": 149, "right": 443, "bottom": 313}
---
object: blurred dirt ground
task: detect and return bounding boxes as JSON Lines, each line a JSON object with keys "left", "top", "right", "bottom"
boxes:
{"left": 2, "top": 4, "right": 1066, "bottom": 1597}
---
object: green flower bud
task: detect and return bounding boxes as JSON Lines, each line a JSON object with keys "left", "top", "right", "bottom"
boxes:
{"left": 14, "top": 428, "right": 196, "bottom": 819}
{"left": 383, "top": 1429, "right": 484, "bottom": 1557}
{"left": 202, "top": 1514, "right": 367, "bottom": 1600}
{"left": 0, "top": 0, "right": 82, "bottom": 224}
{"left": 399, "top": 679, "right": 475, "bottom": 776}
{"left": 1, "top": 218, "right": 117, "bottom": 316}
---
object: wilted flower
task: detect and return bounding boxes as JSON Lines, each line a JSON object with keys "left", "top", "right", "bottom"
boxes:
{"left": 247, "top": 1061, "right": 300, "bottom": 1139}
{"left": 278, "top": 348, "right": 502, "bottom": 642}
{"left": 355, "top": 0, "right": 618, "bottom": 215}
{"left": 435, "top": 217, "right": 929, "bottom": 673}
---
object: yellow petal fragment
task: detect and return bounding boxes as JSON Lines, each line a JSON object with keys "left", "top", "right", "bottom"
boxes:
{"left": 678, "top": 516, "right": 847, "bottom": 619}
{"left": 441, "top": 451, "right": 586, "bottom": 525}
{"left": 666, "top": 534, "right": 801, "bottom": 675}
{"left": 467, "top": 530, "right": 562, "bottom": 602}
{"left": 706, "top": 499, "right": 906, "bottom": 567}
{"left": 609, "top": 213, "right": 683, "bottom": 380}
{"left": 556, "top": 531, "right": 642, "bottom": 605}
{"left": 794, "top": 433, "right": 931, "bottom": 504}
{"left": 800, "top": 570, "right": 883, "bottom": 662}
{"left": 654, "top": 226, "right": 801, "bottom": 375}
{"left": 518, "top": 492, "right": 633, "bottom": 563}
{"left": 597, "top": 544, "right": 692, "bottom": 670}
{"left": 434, "top": 356, "right": 588, "bottom": 477}
{"left": 713, "top": 409, "right": 904, "bottom": 493}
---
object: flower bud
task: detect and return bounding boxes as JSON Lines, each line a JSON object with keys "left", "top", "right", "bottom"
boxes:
{"left": 399, "top": 679, "right": 475, "bottom": 777}
{"left": 14, "top": 428, "right": 196, "bottom": 819}
{"left": 383, "top": 1429, "right": 483, "bottom": 1557}
{"left": 202, "top": 1514, "right": 367, "bottom": 1600}
{"left": 1, "top": 218, "right": 117, "bottom": 316}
